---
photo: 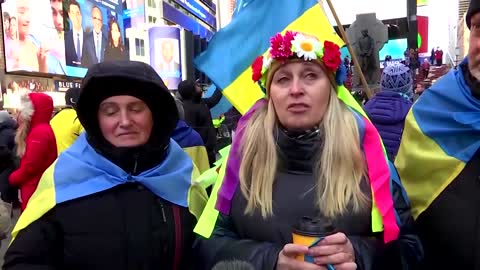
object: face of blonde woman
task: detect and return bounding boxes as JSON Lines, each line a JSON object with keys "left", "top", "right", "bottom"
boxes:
{"left": 269, "top": 61, "right": 332, "bottom": 130}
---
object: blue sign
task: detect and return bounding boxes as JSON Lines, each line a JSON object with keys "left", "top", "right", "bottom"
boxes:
{"left": 198, "top": 0, "right": 216, "bottom": 13}
{"left": 171, "top": 0, "right": 217, "bottom": 28}
{"left": 54, "top": 80, "right": 82, "bottom": 92}
{"left": 163, "top": 2, "right": 214, "bottom": 40}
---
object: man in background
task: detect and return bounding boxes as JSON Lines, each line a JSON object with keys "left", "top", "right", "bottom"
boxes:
{"left": 82, "top": 6, "right": 107, "bottom": 67}
{"left": 65, "top": 0, "right": 85, "bottom": 67}
{"left": 50, "top": 88, "right": 83, "bottom": 154}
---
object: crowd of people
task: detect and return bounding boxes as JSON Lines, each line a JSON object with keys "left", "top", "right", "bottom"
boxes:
{"left": 0, "top": 1, "right": 480, "bottom": 270}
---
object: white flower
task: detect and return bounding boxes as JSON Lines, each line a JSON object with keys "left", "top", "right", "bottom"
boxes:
{"left": 262, "top": 54, "right": 273, "bottom": 71}
{"left": 291, "top": 34, "right": 321, "bottom": 61}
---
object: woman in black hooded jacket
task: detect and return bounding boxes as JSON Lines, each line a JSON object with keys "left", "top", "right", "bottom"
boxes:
{"left": 3, "top": 61, "right": 207, "bottom": 270}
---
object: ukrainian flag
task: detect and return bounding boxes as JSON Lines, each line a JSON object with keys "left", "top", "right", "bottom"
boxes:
{"left": 173, "top": 120, "right": 210, "bottom": 174}
{"left": 11, "top": 133, "right": 208, "bottom": 241}
{"left": 395, "top": 61, "right": 480, "bottom": 219}
{"left": 194, "top": 0, "right": 344, "bottom": 115}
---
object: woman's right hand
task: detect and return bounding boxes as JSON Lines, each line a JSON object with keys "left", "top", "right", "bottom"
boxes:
{"left": 277, "top": 244, "right": 324, "bottom": 270}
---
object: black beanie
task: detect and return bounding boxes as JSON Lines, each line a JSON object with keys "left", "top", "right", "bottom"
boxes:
{"left": 65, "top": 87, "right": 82, "bottom": 108}
{"left": 467, "top": 0, "right": 480, "bottom": 29}
{"left": 76, "top": 60, "right": 178, "bottom": 147}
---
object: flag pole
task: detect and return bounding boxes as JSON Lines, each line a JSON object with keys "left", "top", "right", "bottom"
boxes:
{"left": 321, "top": 0, "right": 373, "bottom": 99}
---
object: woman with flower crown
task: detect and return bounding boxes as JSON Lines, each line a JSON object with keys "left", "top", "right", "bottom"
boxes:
{"left": 194, "top": 32, "right": 422, "bottom": 270}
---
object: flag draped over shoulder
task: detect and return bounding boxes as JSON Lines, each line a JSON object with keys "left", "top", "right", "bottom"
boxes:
{"left": 194, "top": 0, "right": 344, "bottom": 114}
{"left": 172, "top": 120, "right": 210, "bottom": 174}
{"left": 12, "top": 133, "right": 207, "bottom": 241}
{"left": 395, "top": 61, "right": 480, "bottom": 220}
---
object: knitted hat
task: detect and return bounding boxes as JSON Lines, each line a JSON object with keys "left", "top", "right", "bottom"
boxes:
{"left": 466, "top": 0, "right": 480, "bottom": 29}
{"left": 380, "top": 63, "right": 413, "bottom": 99}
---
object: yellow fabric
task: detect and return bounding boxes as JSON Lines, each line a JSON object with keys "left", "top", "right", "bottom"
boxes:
{"left": 11, "top": 161, "right": 57, "bottom": 243}
{"left": 194, "top": 157, "right": 227, "bottom": 238}
{"left": 395, "top": 111, "right": 465, "bottom": 219}
{"left": 50, "top": 109, "right": 84, "bottom": 155}
{"left": 222, "top": 4, "right": 344, "bottom": 115}
{"left": 183, "top": 146, "right": 210, "bottom": 174}
{"left": 188, "top": 163, "right": 209, "bottom": 220}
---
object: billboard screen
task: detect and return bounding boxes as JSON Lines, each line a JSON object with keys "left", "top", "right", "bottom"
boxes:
{"left": 149, "top": 26, "right": 182, "bottom": 90}
{"left": 1, "top": 0, "right": 127, "bottom": 78}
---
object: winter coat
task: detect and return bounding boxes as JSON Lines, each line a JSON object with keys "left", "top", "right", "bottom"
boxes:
{"left": 364, "top": 91, "right": 412, "bottom": 161}
{"left": 178, "top": 85, "right": 222, "bottom": 166}
{"left": 9, "top": 93, "right": 57, "bottom": 210}
{"left": 402, "top": 60, "right": 480, "bottom": 269}
{"left": 50, "top": 107, "right": 84, "bottom": 154}
{"left": 194, "top": 129, "right": 422, "bottom": 270}
{"left": 0, "top": 116, "right": 18, "bottom": 203}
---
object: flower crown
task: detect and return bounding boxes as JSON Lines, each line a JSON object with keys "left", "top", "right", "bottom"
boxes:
{"left": 251, "top": 31, "right": 346, "bottom": 88}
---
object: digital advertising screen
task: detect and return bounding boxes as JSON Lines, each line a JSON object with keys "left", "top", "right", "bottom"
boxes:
{"left": 1, "top": 0, "right": 127, "bottom": 78}
{"left": 122, "top": 0, "right": 145, "bottom": 29}
{"left": 149, "top": 26, "right": 182, "bottom": 90}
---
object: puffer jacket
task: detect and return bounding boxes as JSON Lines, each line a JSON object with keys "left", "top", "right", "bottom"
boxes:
{"left": 9, "top": 93, "right": 57, "bottom": 210}
{"left": 364, "top": 91, "right": 412, "bottom": 161}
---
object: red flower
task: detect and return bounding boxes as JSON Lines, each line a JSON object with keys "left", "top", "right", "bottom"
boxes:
{"left": 251, "top": 56, "right": 264, "bottom": 82}
{"left": 269, "top": 31, "right": 296, "bottom": 62}
{"left": 322, "top": 41, "right": 341, "bottom": 71}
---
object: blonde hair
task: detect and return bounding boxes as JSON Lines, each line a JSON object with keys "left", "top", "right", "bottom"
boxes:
{"left": 15, "top": 95, "right": 34, "bottom": 157}
{"left": 239, "top": 62, "right": 368, "bottom": 218}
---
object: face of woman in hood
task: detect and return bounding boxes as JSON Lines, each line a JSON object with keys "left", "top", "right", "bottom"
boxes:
{"left": 98, "top": 95, "right": 153, "bottom": 147}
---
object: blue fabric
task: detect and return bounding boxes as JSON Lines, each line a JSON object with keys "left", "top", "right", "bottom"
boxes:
{"left": 364, "top": 91, "right": 412, "bottom": 160}
{"left": 194, "top": 0, "right": 318, "bottom": 90}
{"left": 205, "top": 84, "right": 232, "bottom": 119}
{"left": 53, "top": 133, "right": 193, "bottom": 207}
{"left": 412, "top": 58, "right": 480, "bottom": 163}
{"left": 173, "top": 120, "right": 205, "bottom": 148}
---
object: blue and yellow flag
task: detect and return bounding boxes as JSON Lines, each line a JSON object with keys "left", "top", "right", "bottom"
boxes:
{"left": 395, "top": 60, "right": 480, "bottom": 219}
{"left": 194, "top": 0, "right": 343, "bottom": 114}
{"left": 172, "top": 120, "right": 210, "bottom": 174}
{"left": 12, "top": 133, "right": 207, "bottom": 241}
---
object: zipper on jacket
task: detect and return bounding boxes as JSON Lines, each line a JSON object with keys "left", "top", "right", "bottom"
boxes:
{"left": 159, "top": 201, "right": 167, "bottom": 223}
{"left": 132, "top": 154, "right": 139, "bottom": 175}
{"left": 172, "top": 206, "right": 182, "bottom": 270}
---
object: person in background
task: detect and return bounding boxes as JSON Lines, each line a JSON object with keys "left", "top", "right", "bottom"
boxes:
{"left": 9, "top": 93, "right": 57, "bottom": 211}
{"left": 194, "top": 31, "right": 422, "bottom": 270}
{"left": 50, "top": 87, "right": 83, "bottom": 154}
{"left": 65, "top": 0, "right": 85, "bottom": 67}
{"left": 435, "top": 47, "right": 443, "bottom": 66}
{"left": 104, "top": 19, "right": 127, "bottom": 61}
{"left": 173, "top": 97, "right": 210, "bottom": 174}
{"left": 3, "top": 12, "right": 10, "bottom": 38}
{"left": 178, "top": 80, "right": 223, "bottom": 167}
{"left": 82, "top": 6, "right": 107, "bottom": 67}
{"left": 430, "top": 48, "right": 435, "bottom": 65}
{"left": 395, "top": 1, "right": 480, "bottom": 268}
{"left": 4, "top": 61, "right": 207, "bottom": 270}
{"left": 0, "top": 110, "right": 18, "bottom": 204}
{"left": 364, "top": 63, "right": 413, "bottom": 161}
{"left": 421, "top": 58, "right": 430, "bottom": 79}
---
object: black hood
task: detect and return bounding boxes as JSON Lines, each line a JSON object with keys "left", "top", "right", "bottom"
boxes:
{"left": 0, "top": 117, "right": 18, "bottom": 133}
{"left": 76, "top": 60, "right": 179, "bottom": 174}
{"left": 178, "top": 79, "right": 201, "bottom": 101}
{"left": 467, "top": 0, "right": 480, "bottom": 29}
{"left": 65, "top": 87, "right": 82, "bottom": 108}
